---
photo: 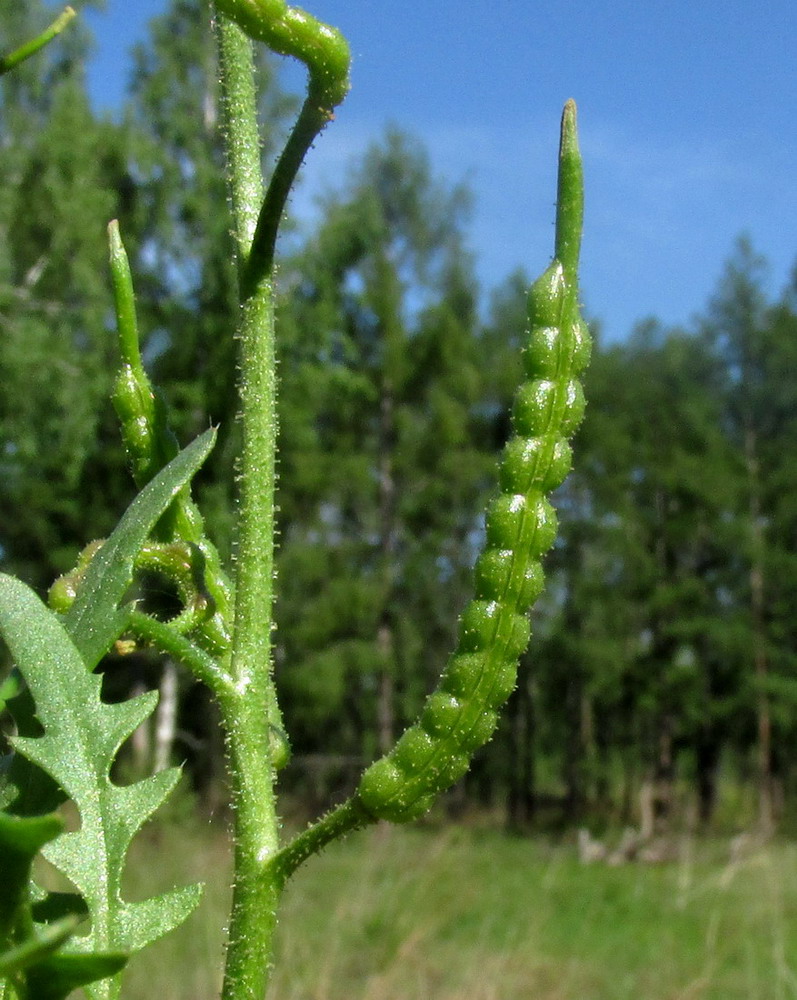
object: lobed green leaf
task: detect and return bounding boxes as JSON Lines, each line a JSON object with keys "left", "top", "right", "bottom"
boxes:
{"left": 0, "top": 811, "right": 63, "bottom": 946}
{"left": 0, "top": 815, "right": 126, "bottom": 999}
{"left": 16, "top": 949, "right": 128, "bottom": 1000}
{"left": 0, "top": 576, "right": 202, "bottom": 999}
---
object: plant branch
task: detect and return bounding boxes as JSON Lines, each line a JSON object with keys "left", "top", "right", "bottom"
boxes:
{"left": 126, "top": 611, "right": 233, "bottom": 698}
{"left": 215, "top": 19, "right": 264, "bottom": 262}
{"left": 213, "top": 0, "right": 350, "bottom": 295}
{"left": 270, "top": 797, "right": 374, "bottom": 886}
{"left": 0, "top": 6, "right": 75, "bottom": 76}
{"left": 242, "top": 95, "right": 337, "bottom": 295}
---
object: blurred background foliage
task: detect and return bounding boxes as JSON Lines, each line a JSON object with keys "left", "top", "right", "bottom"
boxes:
{"left": 3, "top": 0, "right": 797, "bottom": 837}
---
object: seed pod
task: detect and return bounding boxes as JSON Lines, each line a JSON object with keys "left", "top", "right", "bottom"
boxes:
{"left": 48, "top": 540, "right": 105, "bottom": 613}
{"left": 357, "top": 101, "right": 590, "bottom": 823}
{"left": 108, "top": 220, "right": 234, "bottom": 654}
{"left": 214, "top": 0, "right": 350, "bottom": 113}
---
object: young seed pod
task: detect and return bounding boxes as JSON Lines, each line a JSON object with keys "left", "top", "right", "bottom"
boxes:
{"left": 357, "top": 101, "right": 590, "bottom": 823}
{"left": 484, "top": 493, "right": 558, "bottom": 554}
{"left": 48, "top": 540, "right": 106, "bottom": 613}
{"left": 108, "top": 220, "right": 235, "bottom": 656}
{"left": 473, "top": 551, "right": 545, "bottom": 610}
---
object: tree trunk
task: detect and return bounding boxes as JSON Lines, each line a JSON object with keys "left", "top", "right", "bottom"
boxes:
{"left": 651, "top": 713, "right": 675, "bottom": 834}
{"left": 375, "top": 371, "right": 397, "bottom": 754}
{"left": 564, "top": 670, "right": 587, "bottom": 822}
{"left": 154, "top": 658, "right": 179, "bottom": 774}
{"left": 745, "top": 426, "right": 773, "bottom": 832}
{"left": 507, "top": 672, "right": 536, "bottom": 828}
{"left": 375, "top": 624, "right": 394, "bottom": 755}
{"left": 695, "top": 726, "right": 721, "bottom": 825}
{"left": 129, "top": 679, "right": 151, "bottom": 776}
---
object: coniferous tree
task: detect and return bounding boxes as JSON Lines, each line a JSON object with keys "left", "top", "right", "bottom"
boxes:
{"left": 275, "top": 130, "right": 495, "bottom": 772}
{"left": 528, "top": 322, "right": 742, "bottom": 826}
{"left": 702, "top": 240, "right": 797, "bottom": 828}
{"left": 0, "top": 2, "right": 131, "bottom": 589}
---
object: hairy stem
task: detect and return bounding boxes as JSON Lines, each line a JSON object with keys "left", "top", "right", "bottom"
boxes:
{"left": 243, "top": 95, "right": 334, "bottom": 295}
{"left": 214, "top": 0, "right": 350, "bottom": 295}
{"left": 215, "top": 14, "right": 282, "bottom": 1000}
{"left": 269, "top": 798, "right": 372, "bottom": 885}
{"left": 126, "top": 611, "right": 233, "bottom": 697}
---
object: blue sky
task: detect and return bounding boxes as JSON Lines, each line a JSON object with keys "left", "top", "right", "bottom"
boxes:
{"left": 82, "top": 0, "right": 797, "bottom": 341}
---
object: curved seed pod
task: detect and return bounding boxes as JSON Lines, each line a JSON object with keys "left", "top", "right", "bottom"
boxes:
{"left": 134, "top": 541, "right": 216, "bottom": 636}
{"left": 109, "top": 221, "right": 179, "bottom": 486}
{"left": 214, "top": 0, "right": 351, "bottom": 293}
{"left": 214, "top": 0, "right": 350, "bottom": 113}
{"left": 357, "top": 101, "right": 590, "bottom": 822}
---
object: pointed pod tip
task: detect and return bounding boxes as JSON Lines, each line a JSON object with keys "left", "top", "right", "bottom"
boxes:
{"left": 560, "top": 99, "right": 580, "bottom": 159}
{"left": 55, "top": 5, "right": 77, "bottom": 29}
{"left": 107, "top": 220, "right": 131, "bottom": 270}
{"left": 108, "top": 219, "right": 123, "bottom": 251}
{"left": 554, "top": 100, "right": 584, "bottom": 277}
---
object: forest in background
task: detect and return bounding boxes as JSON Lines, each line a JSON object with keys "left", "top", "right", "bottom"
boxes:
{"left": 3, "top": 0, "right": 797, "bottom": 839}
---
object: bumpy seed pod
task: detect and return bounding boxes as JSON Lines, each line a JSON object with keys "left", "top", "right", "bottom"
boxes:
{"left": 357, "top": 101, "right": 590, "bottom": 822}
{"left": 109, "top": 221, "right": 179, "bottom": 487}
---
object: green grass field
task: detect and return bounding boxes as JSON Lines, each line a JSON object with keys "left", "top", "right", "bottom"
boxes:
{"left": 120, "top": 816, "right": 797, "bottom": 1000}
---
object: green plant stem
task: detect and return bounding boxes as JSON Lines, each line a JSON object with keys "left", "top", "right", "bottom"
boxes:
{"left": 126, "top": 611, "right": 233, "bottom": 697}
{"left": 243, "top": 96, "right": 334, "bottom": 295}
{"left": 215, "top": 14, "right": 283, "bottom": 1000}
{"left": 270, "top": 797, "right": 373, "bottom": 885}
{"left": 216, "top": 680, "right": 281, "bottom": 1000}
{"left": 0, "top": 6, "right": 75, "bottom": 76}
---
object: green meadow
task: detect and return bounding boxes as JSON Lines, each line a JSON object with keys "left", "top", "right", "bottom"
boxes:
{"left": 120, "top": 817, "right": 797, "bottom": 1000}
